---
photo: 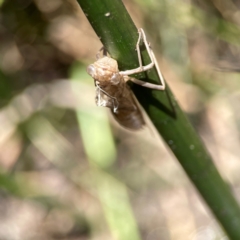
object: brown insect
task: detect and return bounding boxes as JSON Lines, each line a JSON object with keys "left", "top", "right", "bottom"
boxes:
{"left": 87, "top": 28, "right": 165, "bottom": 130}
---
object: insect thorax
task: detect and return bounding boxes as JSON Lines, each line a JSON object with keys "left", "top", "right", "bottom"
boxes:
{"left": 87, "top": 56, "right": 121, "bottom": 84}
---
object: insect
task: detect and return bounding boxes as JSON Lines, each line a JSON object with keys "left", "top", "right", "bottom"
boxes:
{"left": 87, "top": 28, "right": 165, "bottom": 130}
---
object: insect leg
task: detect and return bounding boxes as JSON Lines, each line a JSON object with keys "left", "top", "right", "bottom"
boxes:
{"left": 126, "top": 76, "right": 165, "bottom": 90}
{"left": 120, "top": 28, "right": 165, "bottom": 90}
{"left": 119, "top": 29, "right": 153, "bottom": 75}
{"left": 96, "top": 47, "right": 108, "bottom": 59}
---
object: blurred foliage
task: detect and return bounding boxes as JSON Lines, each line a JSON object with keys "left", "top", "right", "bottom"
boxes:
{"left": 0, "top": 0, "right": 240, "bottom": 240}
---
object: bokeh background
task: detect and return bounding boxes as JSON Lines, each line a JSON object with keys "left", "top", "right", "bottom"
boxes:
{"left": 1, "top": 0, "right": 240, "bottom": 239}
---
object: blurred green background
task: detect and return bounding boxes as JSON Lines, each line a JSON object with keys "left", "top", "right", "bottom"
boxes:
{"left": 0, "top": 0, "right": 240, "bottom": 239}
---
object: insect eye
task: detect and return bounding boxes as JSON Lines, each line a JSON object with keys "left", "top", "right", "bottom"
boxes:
{"left": 111, "top": 73, "right": 120, "bottom": 84}
{"left": 87, "top": 64, "right": 96, "bottom": 77}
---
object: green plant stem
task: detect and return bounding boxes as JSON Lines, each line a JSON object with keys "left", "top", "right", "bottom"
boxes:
{"left": 76, "top": 0, "right": 240, "bottom": 239}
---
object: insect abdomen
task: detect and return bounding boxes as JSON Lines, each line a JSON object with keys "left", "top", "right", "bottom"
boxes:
{"left": 111, "top": 103, "right": 145, "bottom": 130}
